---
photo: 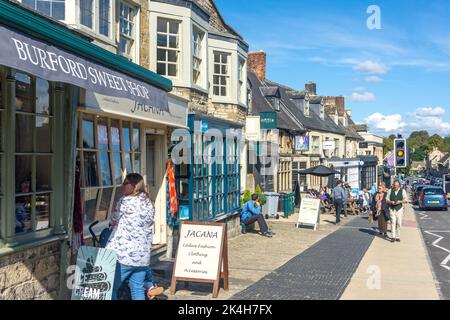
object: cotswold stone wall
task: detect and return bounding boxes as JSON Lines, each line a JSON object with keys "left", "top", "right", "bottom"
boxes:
{"left": 0, "top": 242, "right": 61, "bottom": 300}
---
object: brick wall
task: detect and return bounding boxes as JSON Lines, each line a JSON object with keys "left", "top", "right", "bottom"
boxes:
{"left": 0, "top": 242, "right": 62, "bottom": 300}
{"left": 248, "top": 52, "right": 266, "bottom": 81}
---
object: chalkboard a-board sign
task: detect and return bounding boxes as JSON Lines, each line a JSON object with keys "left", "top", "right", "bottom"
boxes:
{"left": 170, "top": 221, "right": 229, "bottom": 298}
{"left": 71, "top": 246, "right": 117, "bottom": 300}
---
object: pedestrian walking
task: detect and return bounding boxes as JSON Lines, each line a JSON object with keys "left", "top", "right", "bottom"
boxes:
{"left": 371, "top": 183, "right": 389, "bottom": 238}
{"left": 241, "top": 194, "right": 273, "bottom": 237}
{"left": 332, "top": 180, "right": 347, "bottom": 225}
{"left": 106, "top": 173, "right": 158, "bottom": 300}
{"left": 386, "top": 180, "right": 408, "bottom": 243}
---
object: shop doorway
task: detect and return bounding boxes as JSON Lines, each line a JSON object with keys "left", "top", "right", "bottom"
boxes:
{"left": 145, "top": 133, "right": 166, "bottom": 245}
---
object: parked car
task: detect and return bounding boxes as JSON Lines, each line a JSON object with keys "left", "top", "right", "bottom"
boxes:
{"left": 414, "top": 185, "right": 428, "bottom": 204}
{"left": 418, "top": 187, "right": 448, "bottom": 211}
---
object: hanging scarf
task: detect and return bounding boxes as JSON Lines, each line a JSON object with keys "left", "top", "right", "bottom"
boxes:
{"left": 72, "top": 168, "right": 84, "bottom": 253}
{"left": 167, "top": 159, "right": 178, "bottom": 218}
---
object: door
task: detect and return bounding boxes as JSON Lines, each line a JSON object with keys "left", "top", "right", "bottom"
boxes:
{"left": 145, "top": 133, "right": 166, "bottom": 245}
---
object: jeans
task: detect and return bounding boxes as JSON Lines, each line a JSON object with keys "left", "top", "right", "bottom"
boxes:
{"left": 144, "top": 267, "right": 155, "bottom": 290}
{"left": 243, "top": 214, "right": 269, "bottom": 234}
{"left": 334, "top": 199, "right": 343, "bottom": 224}
{"left": 112, "top": 263, "right": 148, "bottom": 300}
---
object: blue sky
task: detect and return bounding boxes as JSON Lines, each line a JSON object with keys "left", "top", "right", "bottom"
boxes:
{"left": 215, "top": 0, "right": 450, "bottom": 137}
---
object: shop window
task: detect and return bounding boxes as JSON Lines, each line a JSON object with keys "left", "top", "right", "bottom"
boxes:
{"left": 157, "top": 18, "right": 180, "bottom": 77}
{"left": 14, "top": 72, "right": 53, "bottom": 235}
{"left": 77, "top": 110, "right": 142, "bottom": 225}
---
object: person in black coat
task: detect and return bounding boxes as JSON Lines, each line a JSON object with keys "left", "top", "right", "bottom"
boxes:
{"left": 371, "top": 183, "right": 390, "bottom": 238}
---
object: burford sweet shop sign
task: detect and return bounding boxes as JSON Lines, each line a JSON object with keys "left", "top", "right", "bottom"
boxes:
{"left": 170, "top": 222, "right": 229, "bottom": 298}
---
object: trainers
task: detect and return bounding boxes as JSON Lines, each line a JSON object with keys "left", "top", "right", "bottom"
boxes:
{"left": 396, "top": 239, "right": 401, "bottom": 242}
{"left": 147, "top": 285, "right": 164, "bottom": 300}
{"left": 262, "top": 232, "right": 273, "bottom": 238}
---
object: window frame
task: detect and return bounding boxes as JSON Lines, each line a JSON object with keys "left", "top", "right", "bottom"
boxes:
{"left": 238, "top": 56, "right": 246, "bottom": 104}
{"left": 212, "top": 51, "right": 230, "bottom": 97}
{"left": 21, "top": 0, "right": 66, "bottom": 20}
{"left": 156, "top": 17, "right": 181, "bottom": 78}
{"left": 79, "top": 0, "right": 113, "bottom": 40}
{"left": 118, "top": 1, "right": 137, "bottom": 61}
{"left": 76, "top": 109, "right": 142, "bottom": 229}
{"left": 192, "top": 26, "right": 204, "bottom": 86}
{"left": 0, "top": 66, "right": 70, "bottom": 248}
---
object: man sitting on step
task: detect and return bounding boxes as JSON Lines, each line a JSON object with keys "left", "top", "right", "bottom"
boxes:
{"left": 241, "top": 194, "right": 273, "bottom": 238}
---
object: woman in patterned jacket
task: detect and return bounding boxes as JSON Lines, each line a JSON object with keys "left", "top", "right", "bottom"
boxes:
{"left": 107, "top": 173, "right": 156, "bottom": 300}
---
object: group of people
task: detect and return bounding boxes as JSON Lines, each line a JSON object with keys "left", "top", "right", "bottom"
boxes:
{"left": 370, "top": 180, "right": 408, "bottom": 242}
{"left": 332, "top": 180, "right": 408, "bottom": 242}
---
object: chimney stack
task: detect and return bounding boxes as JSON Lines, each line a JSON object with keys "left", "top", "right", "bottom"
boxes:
{"left": 305, "top": 81, "right": 317, "bottom": 95}
{"left": 248, "top": 51, "right": 266, "bottom": 81}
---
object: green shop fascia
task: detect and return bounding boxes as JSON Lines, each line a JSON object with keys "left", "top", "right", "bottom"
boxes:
{"left": 0, "top": 1, "right": 171, "bottom": 299}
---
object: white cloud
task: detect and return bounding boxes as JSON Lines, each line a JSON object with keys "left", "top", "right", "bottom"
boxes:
{"left": 365, "top": 113, "right": 406, "bottom": 132}
{"left": 364, "top": 76, "right": 384, "bottom": 83}
{"left": 414, "top": 107, "right": 446, "bottom": 118}
{"left": 349, "top": 91, "right": 376, "bottom": 103}
{"left": 353, "top": 86, "right": 366, "bottom": 92}
{"left": 364, "top": 108, "right": 450, "bottom": 137}
{"left": 354, "top": 60, "right": 389, "bottom": 74}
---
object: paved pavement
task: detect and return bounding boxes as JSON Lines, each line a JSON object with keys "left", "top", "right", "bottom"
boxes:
{"left": 341, "top": 204, "right": 440, "bottom": 300}
{"left": 414, "top": 204, "right": 450, "bottom": 300}
{"left": 231, "top": 217, "right": 375, "bottom": 300}
{"left": 153, "top": 211, "right": 359, "bottom": 300}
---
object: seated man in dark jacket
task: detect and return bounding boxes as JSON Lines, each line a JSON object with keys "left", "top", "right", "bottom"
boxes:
{"left": 241, "top": 194, "right": 273, "bottom": 238}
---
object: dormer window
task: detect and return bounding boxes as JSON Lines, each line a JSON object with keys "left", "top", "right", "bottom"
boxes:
{"left": 261, "top": 86, "right": 281, "bottom": 111}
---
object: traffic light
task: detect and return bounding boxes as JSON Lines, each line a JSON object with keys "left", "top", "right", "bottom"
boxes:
{"left": 394, "top": 138, "right": 407, "bottom": 168}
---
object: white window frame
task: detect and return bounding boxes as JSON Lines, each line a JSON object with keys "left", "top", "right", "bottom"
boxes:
{"left": 213, "top": 51, "right": 230, "bottom": 97}
{"left": 192, "top": 26, "right": 204, "bottom": 86}
{"left": 238, "top": 56, "right": 246, "bottom": 105}
{"left": 20, "top": 0, "right": 66, "bottom": 20}
{"left": 98, "top": 0, "right": 111, "bottom": 38}
{"left": 156, "top": 17, "right": 181, "bottom": 78}
{"left": 118, "top": 1, "right": 137, "bottom": 61}
{"left": 78, "top": 0, "right": 114, "bottom": 41}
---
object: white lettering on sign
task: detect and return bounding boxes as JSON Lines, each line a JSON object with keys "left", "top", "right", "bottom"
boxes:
{"left": 10, "top": 37, "right": 152, "bottom": 100}
{"left": 174, "top": 224, "right": 224, "bottom": 281}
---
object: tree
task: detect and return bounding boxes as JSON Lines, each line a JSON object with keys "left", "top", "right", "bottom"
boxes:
{"left": 428, "top": 134, "right": 443, "bottom": 150}
{"left": 383, "top": 137, "right": 394, "bottom": 156}
{"left": 442, "top": 137, "right": 450, "bottom": 153}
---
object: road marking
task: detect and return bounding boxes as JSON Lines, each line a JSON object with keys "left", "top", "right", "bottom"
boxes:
{"left": 424, "top": 231, "right": 450, "bottom": 271}
{"left": 418, "top": 211, "right": 432, "bottom": 220}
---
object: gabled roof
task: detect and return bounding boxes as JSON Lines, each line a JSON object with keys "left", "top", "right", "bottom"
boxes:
{"left": 338, "top": 120, "right": 364, "bottom": 141}
{"left": 247, "top": 71, "right": 305, "bottom": 132}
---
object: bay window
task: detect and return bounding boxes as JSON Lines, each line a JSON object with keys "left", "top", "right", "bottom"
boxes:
{"left": 213, "top": 52, "right": 229, "bottom": 97}
{"left": 21, "top": 0, "right": 65, "bottom": 20}
{"left": 118, "top": 2, "right": 136, "bottom": 60}
{"left": 157, "top": 18, "right": 180, "bottom": 77}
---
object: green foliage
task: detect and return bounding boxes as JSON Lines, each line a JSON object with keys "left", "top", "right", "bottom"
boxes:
{"left": 383, "top": 137, "right": 394, "bottom": 156}
{"left": 255, "top": 185, "right": 267, "bottom": 205}
{"left": 241, "top": 189, "right": 252, "bottom": 208}
{"left": 444, "top": 137, "right": 450, "bottom": 153}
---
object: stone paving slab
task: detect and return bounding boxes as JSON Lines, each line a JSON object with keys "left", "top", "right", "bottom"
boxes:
{"left": 340, "top": 204, "right": 440, "bottom": 300}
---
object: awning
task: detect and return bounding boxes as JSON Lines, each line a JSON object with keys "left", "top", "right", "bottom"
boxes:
{"left": 0, "top": 1, "right": 171, "bottom": 112}
{"left": 0, "top": 24, "right": 168, "bottom": 112}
